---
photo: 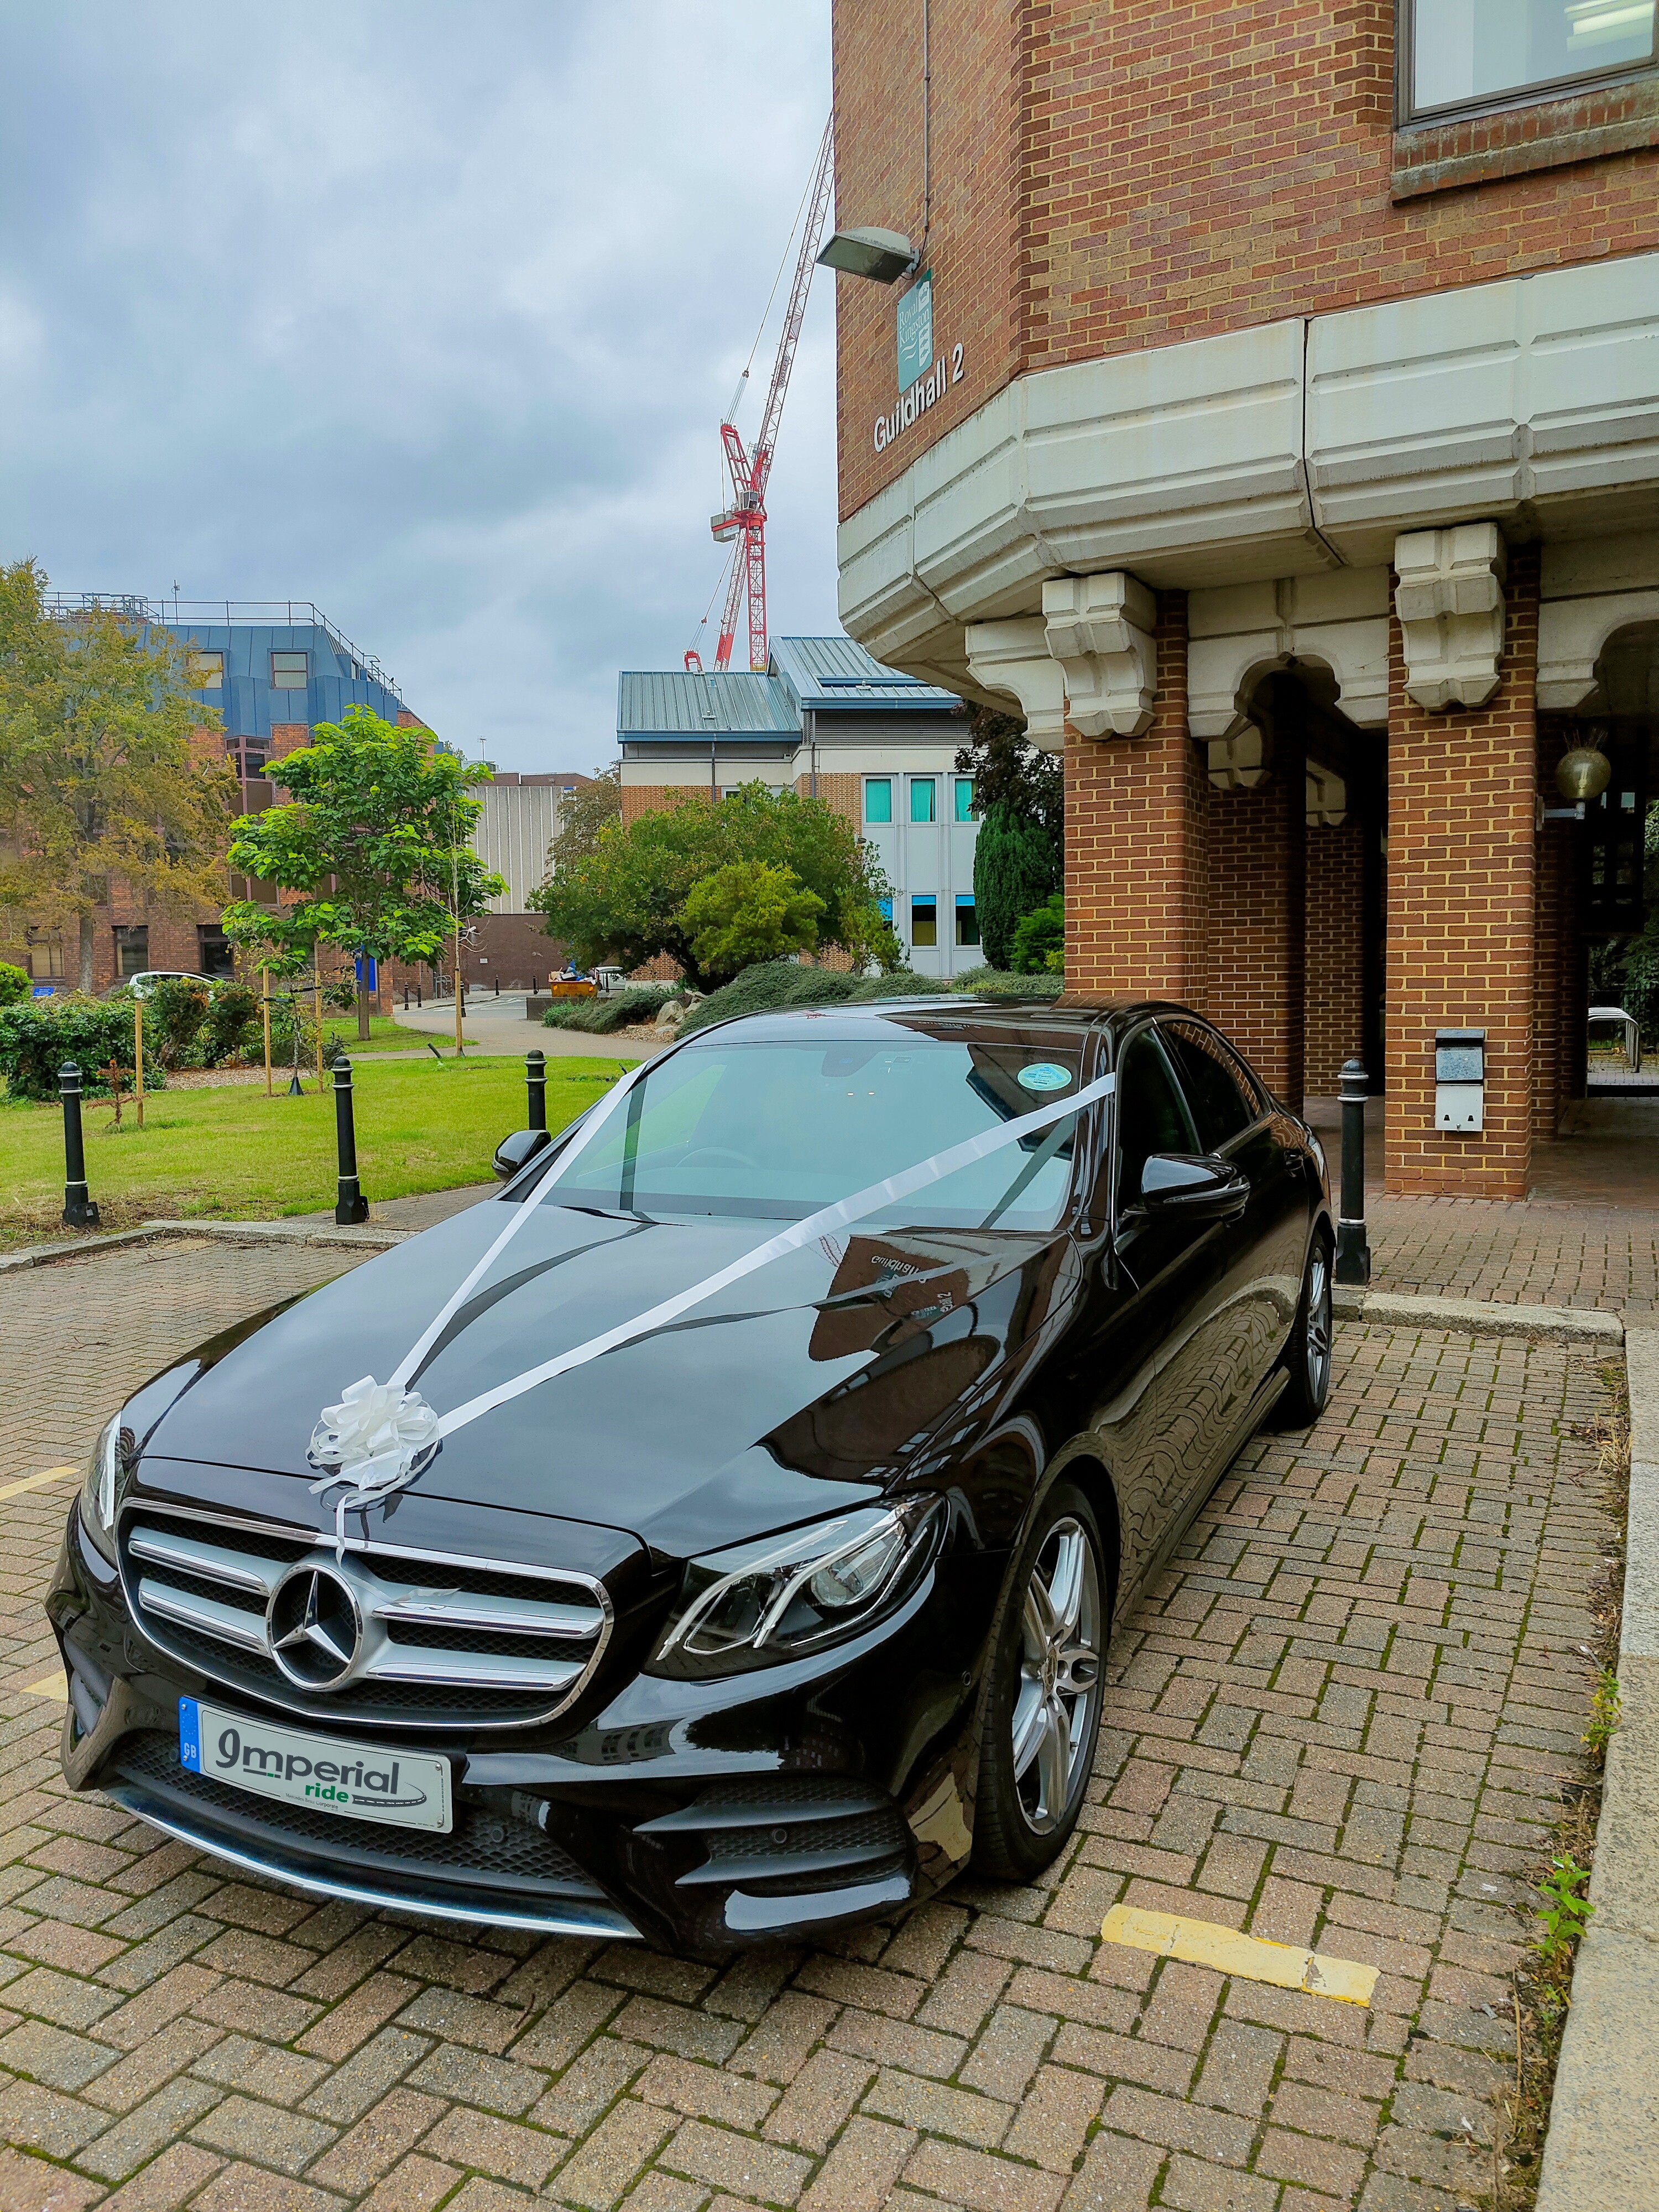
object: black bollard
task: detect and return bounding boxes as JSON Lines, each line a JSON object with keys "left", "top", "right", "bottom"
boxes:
{"left": 526, "top": 1047, "right": 547, "bottom": 1132}
{"left": 59, "top": 1062, "right": 100, "bottom": 1228}
{"left": 403, "top": 984, "right": 410, "bottom": 1010}
{"left": 416, "top": 981, "right": 423, "bottom": 1009}
{"left": 332, "top": 1053, "right": 370, "bottom": 1224}
{"left": 494, "top": 975, "right": 500, "bottom": 998}
{"left": 1334, "top": 1057, "right": 1371, "bottom": 1286}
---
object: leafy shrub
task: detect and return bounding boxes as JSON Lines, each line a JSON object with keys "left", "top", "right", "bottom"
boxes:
{"left": 0, "top": 995, "right": 166, "bottom": 1100}
{"left": 1011, "top": 894, "right": 1065, "bottom": 975}
{"left": 680, "top": 960, "right": 943, "bottom": 1037}
{"left": 200, "top": 983, "right": 261, "bottom": 1065}
{"left": 542, "top": 985, "right": 684, "bottom": 1034}
{"left": 950, "top": 967, "right": 1065, "bottom": 1001}
{"left": 323, "top": 973, "right": 358, "bottom": 1014}
{"left": 0, "top": 963, "right": 30, "bottom": 1008}
{"left": 681, "top": 860, "right": 825, "bottom": 982}
{"left": 145, "top": 977, "right": 212, "bottom": 1066}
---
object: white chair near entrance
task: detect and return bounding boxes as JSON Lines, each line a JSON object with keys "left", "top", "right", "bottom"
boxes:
{"left": 1589, "top": 1006, "right": 1641, "bottom": 1074}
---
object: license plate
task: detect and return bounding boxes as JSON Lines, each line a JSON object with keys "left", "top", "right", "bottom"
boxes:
{"left": 179, "top": 1699, "right": 452, "bottom": 1833}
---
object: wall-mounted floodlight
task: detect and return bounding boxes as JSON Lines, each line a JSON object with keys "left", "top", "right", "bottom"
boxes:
{"left": 816, "top": 227, "right": 919, "bottom": 284}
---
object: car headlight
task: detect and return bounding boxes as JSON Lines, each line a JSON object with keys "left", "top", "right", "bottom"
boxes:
{"left": 648, "top": 1498, "right": 945, "bottom": 1680}
{"left": 79, "top": 1415, "right": 126, "bottom": 1566}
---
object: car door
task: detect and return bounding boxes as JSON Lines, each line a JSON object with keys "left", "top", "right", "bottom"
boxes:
{"left": 1159, "top": 1018, "right": 1303, "bottom": 1420}
{"left": 1097, "top": 1025, "right": 1235, "bottom": 1584}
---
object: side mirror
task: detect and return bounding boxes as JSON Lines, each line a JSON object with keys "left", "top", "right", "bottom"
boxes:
{"left": 493, "top": 1128, "right": 552, "bottom": 1181}
{"left": 1138, "top": 1153, "right": 1249, "bottom": 1222}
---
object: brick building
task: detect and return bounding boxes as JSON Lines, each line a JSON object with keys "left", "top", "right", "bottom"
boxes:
{"left": 619, "top": 635, "right": 984, "bottom": 978}
{"left": 827, "top": 0, "right": 1659, "bottom": 1197}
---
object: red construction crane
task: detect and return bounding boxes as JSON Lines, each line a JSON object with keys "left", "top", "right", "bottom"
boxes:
{"left": 686, "top": 118, "right": 834, "bottom": 674}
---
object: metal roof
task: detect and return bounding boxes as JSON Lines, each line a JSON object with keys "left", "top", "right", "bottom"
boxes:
{"left": 617, "top": 669, "right": 796, "bottom": 738}
{"left": 771, "top": 634, "right": 960, "bottom": 711}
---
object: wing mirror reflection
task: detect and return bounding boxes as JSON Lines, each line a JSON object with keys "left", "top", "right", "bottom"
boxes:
{"left": 493, "top": 1128, "right": 552, "bottom": 1181}
{"left": 1138, "top": 1153, "right": 1249, "bottom": 1222}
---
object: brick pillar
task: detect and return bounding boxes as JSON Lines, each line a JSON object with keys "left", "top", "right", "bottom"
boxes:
{"left": 1206, "top": 764, "right": 1306, "bottom": 1105}
{"left": 1305, "top": 822, "right": 1366, "bottom": 1093}
{"left": 1384, "top": 543, "right": 1540, "bottom": 1198}
{"left": 1063, "top": 592, "right": 1208, "bottom": 1000}
{"left": 1533, "top": 717, "right": 1581, "bottom": 1144}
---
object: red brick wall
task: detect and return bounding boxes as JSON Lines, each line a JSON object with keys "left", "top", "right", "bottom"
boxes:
{"left": 833, "top": 1, "right": 1659, "bottom": 519}
{"left": 1384, "top": 545, "right": 1541, "bottom": 1198}
{"left": 795, "top": 771, "right": 862, "bottom": 827}
{"left": 1063, "top": 594, "right": 1209, "bottom": 1003}
{"left": 1305, "top": 823, "right": 1366, "bottom": 1094}
{"left": 1207, "top": 776, "right": 1305, "bottom": 1106}
{"left": 621, "top": 784, "right": 708, "bottom": 826}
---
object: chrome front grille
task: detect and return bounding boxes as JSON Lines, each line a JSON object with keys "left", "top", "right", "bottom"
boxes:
{"left": 119, "top": 1505, "right": 612, "bottom": 1731}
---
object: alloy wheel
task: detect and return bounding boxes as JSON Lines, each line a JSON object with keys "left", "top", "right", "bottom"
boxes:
{"left": 1010, "top": 1516, "right": 1102, "bottom": 1834}
{"left": 1306, "top": 1244, "right": 1333, "bottom": 1405}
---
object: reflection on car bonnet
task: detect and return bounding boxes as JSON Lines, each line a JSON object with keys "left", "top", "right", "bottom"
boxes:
{"left": 305, "top": 1054, "right": 1117, "bottom": 1547}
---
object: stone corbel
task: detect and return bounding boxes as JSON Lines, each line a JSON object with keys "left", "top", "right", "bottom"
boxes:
{"left": 1306, "top": 761, "right": 1348, "bottom": 828}
{"left": 1207, "top": 726, "right": 1271, "bottom": 793}
{"left": 1393, "top": 523, "right": 1507, "bottom": 710}
{"left": 963, "top": 618, "right": 1067, "bottom": 753}
{"left": 1040, "top": 573, "right": 1157, "bottom": 738}
{"left": 1537, "top": 587, "right": 1659, "bottom": 711}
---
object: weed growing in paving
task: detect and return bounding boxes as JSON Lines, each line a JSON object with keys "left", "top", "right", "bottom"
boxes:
{"left": 1496, "top": 1386, "right": 1629, "bottom": 2210}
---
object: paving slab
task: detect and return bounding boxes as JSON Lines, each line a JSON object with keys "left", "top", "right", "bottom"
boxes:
{"left": 0, "top": 1240, "right": 1622, "bottom": 2210}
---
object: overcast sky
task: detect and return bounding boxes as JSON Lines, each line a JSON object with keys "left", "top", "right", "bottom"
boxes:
{"left": 0, "top": 1, "right": 838, "bottom": 773}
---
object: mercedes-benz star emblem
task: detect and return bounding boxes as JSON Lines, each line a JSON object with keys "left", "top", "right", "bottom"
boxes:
{"left": 267, "top": 1563, "right": 362, "bottom": 1689}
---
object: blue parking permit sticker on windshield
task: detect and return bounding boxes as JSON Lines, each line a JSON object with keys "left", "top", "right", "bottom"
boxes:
{"left": 179, "top": 1698, "right": 201, "bottom": 1771}
{"left": 1017, "top": 1063, "right": 1073, "bottom": 1092}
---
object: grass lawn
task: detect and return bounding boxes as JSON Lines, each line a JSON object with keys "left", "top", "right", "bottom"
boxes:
{"left": 316, "top": 1014, "right": 440, "bottom": 1056}
{"left": 0, "top": 1054, "right": 625, "bottom": 1246}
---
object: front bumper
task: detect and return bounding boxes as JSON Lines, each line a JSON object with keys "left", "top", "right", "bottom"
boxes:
{"left": 49, "top": 1506, "right": 984, "bottom": 1954}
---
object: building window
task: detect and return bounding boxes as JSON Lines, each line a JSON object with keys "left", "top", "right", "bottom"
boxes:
{"left": 955, "top": 895, "right": 979, "bottom": 947}
{"left": 189, "top": 649, "right": 223, "bottom": 688}
{"left": 1401, "top": 0, "right": 1657, "bottom": 122}
{"left": 198, "top": 926, "right": 235, "bottom": 978}
{"left": 864, "top": 778, "right": 893, "bottom": 825}
{"left": 113, "top": 925, "right": 149, "bottom": 979}
{"left": 25, "top": 932, "right": 63, "bottom": 980}
{"left": 954, "top": 777, "right": 974, "bottom": 823}
{"left": 910, "top": 777, "right": 937, "bottom": 823}
{"left": 878, "top": 896, "right": 893, "bottom": 922}
{"left": 911, "top": 895, "right": 937, "bottom": 947}
{"left": 270, "top": 650, "right": 309, "bottom": 690}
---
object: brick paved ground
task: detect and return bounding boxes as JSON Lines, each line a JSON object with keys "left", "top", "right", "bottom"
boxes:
{"left": 1368, "top": 1197, "right": 1659, "bottom": 1312}
{"left": 0, "top": 1241, "right": 1622, "bottom": 2211}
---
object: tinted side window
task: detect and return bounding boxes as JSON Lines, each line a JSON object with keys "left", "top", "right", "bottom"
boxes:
{"left": 1162, "top": 1022, "right": 1261, "bottom": 1152}
{"left": 1115, "top": 1032, "right": 1196, "bottom": 1206}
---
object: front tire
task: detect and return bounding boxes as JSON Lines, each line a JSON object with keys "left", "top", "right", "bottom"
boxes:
{"left": 1276, "top": 1232, "right": 1333, "bottom": 1428}
{"left": 971, "top": 1482, "right": 1108, "bottom": 1884}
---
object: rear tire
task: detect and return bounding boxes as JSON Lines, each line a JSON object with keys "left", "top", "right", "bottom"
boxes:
{"left": 971, "top": 1482, "right": 1108, "bottom": 1884}
{"left": 1275, "top": 1232, "right": 1333, "bottom": 1428}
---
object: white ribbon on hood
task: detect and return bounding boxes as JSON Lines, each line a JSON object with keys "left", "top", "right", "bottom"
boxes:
{"left": 306, "top": 1045, "right": 1114, "bottom": 1537}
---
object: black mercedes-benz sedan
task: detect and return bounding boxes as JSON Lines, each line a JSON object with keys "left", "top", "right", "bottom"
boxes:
{"left": 48, "top": 997, "right": 1333, "bottom": 1955}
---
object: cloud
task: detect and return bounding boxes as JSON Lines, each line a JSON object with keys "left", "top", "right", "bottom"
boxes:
{"left": 0, "top": 0, "right": 838, "bottom": 769}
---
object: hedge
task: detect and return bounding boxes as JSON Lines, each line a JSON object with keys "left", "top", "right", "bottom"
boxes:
{"left": 541, "top": 985, "right": 684, "bottom": 1034}
{"left": 0, "top": 997, "right": 168, "bottom": 1102}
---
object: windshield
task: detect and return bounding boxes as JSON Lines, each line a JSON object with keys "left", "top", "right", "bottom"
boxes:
{"left": 540, "top": 1032, "right": 1089, "bottom": 1229}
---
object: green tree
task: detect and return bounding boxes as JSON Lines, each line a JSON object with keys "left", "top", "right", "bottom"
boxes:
{"left": 975, "top": 804, "right": 1060, "bottom": 972}
{"left": 531, "top": 782, "right": 899, "bottom": 991}
{"left": 0, "top": 560, "right": 234, "bottom": 992}
{"left": 549, "top": 765, "right": 621, "bottom": 870}
{"left": 954, "top": 700, "right": 1063, "bottom": 860}
{"left": 681, "top": 860, "right": 826, "bottom": 984}
{"left": 222, "top": 704, "right": 505, "bottom": 1039}
{"left": 0, "top": 962, "right": 29, "bottom": 1006}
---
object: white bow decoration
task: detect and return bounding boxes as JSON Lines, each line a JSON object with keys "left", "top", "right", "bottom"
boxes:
{"left": 307, "top": 1374, "right": 441, "bottom": 1552}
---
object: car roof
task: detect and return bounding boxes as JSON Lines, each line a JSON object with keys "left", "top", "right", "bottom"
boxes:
{"left": 687, "top": 997, "right": 1196, "bottom": 1046}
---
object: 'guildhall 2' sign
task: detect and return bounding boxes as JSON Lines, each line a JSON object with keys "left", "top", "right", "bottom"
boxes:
{"left": 874, "top": 271, "right": 964, "bottom": 452}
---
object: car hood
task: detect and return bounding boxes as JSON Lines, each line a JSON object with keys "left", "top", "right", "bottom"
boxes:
{"left": 133, "top": 1196, "right": 1074, "bottom": 1558}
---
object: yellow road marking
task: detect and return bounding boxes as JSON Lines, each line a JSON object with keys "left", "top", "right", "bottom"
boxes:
{"left": 20, "top": 1671, "right": 67, "bottom": 1703}
{"left": 0, "top": 1465, "right": 77, "bottom": 1503}
{"left": 1100, "top": 1902, "right": 1379, "bottom": 2006}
